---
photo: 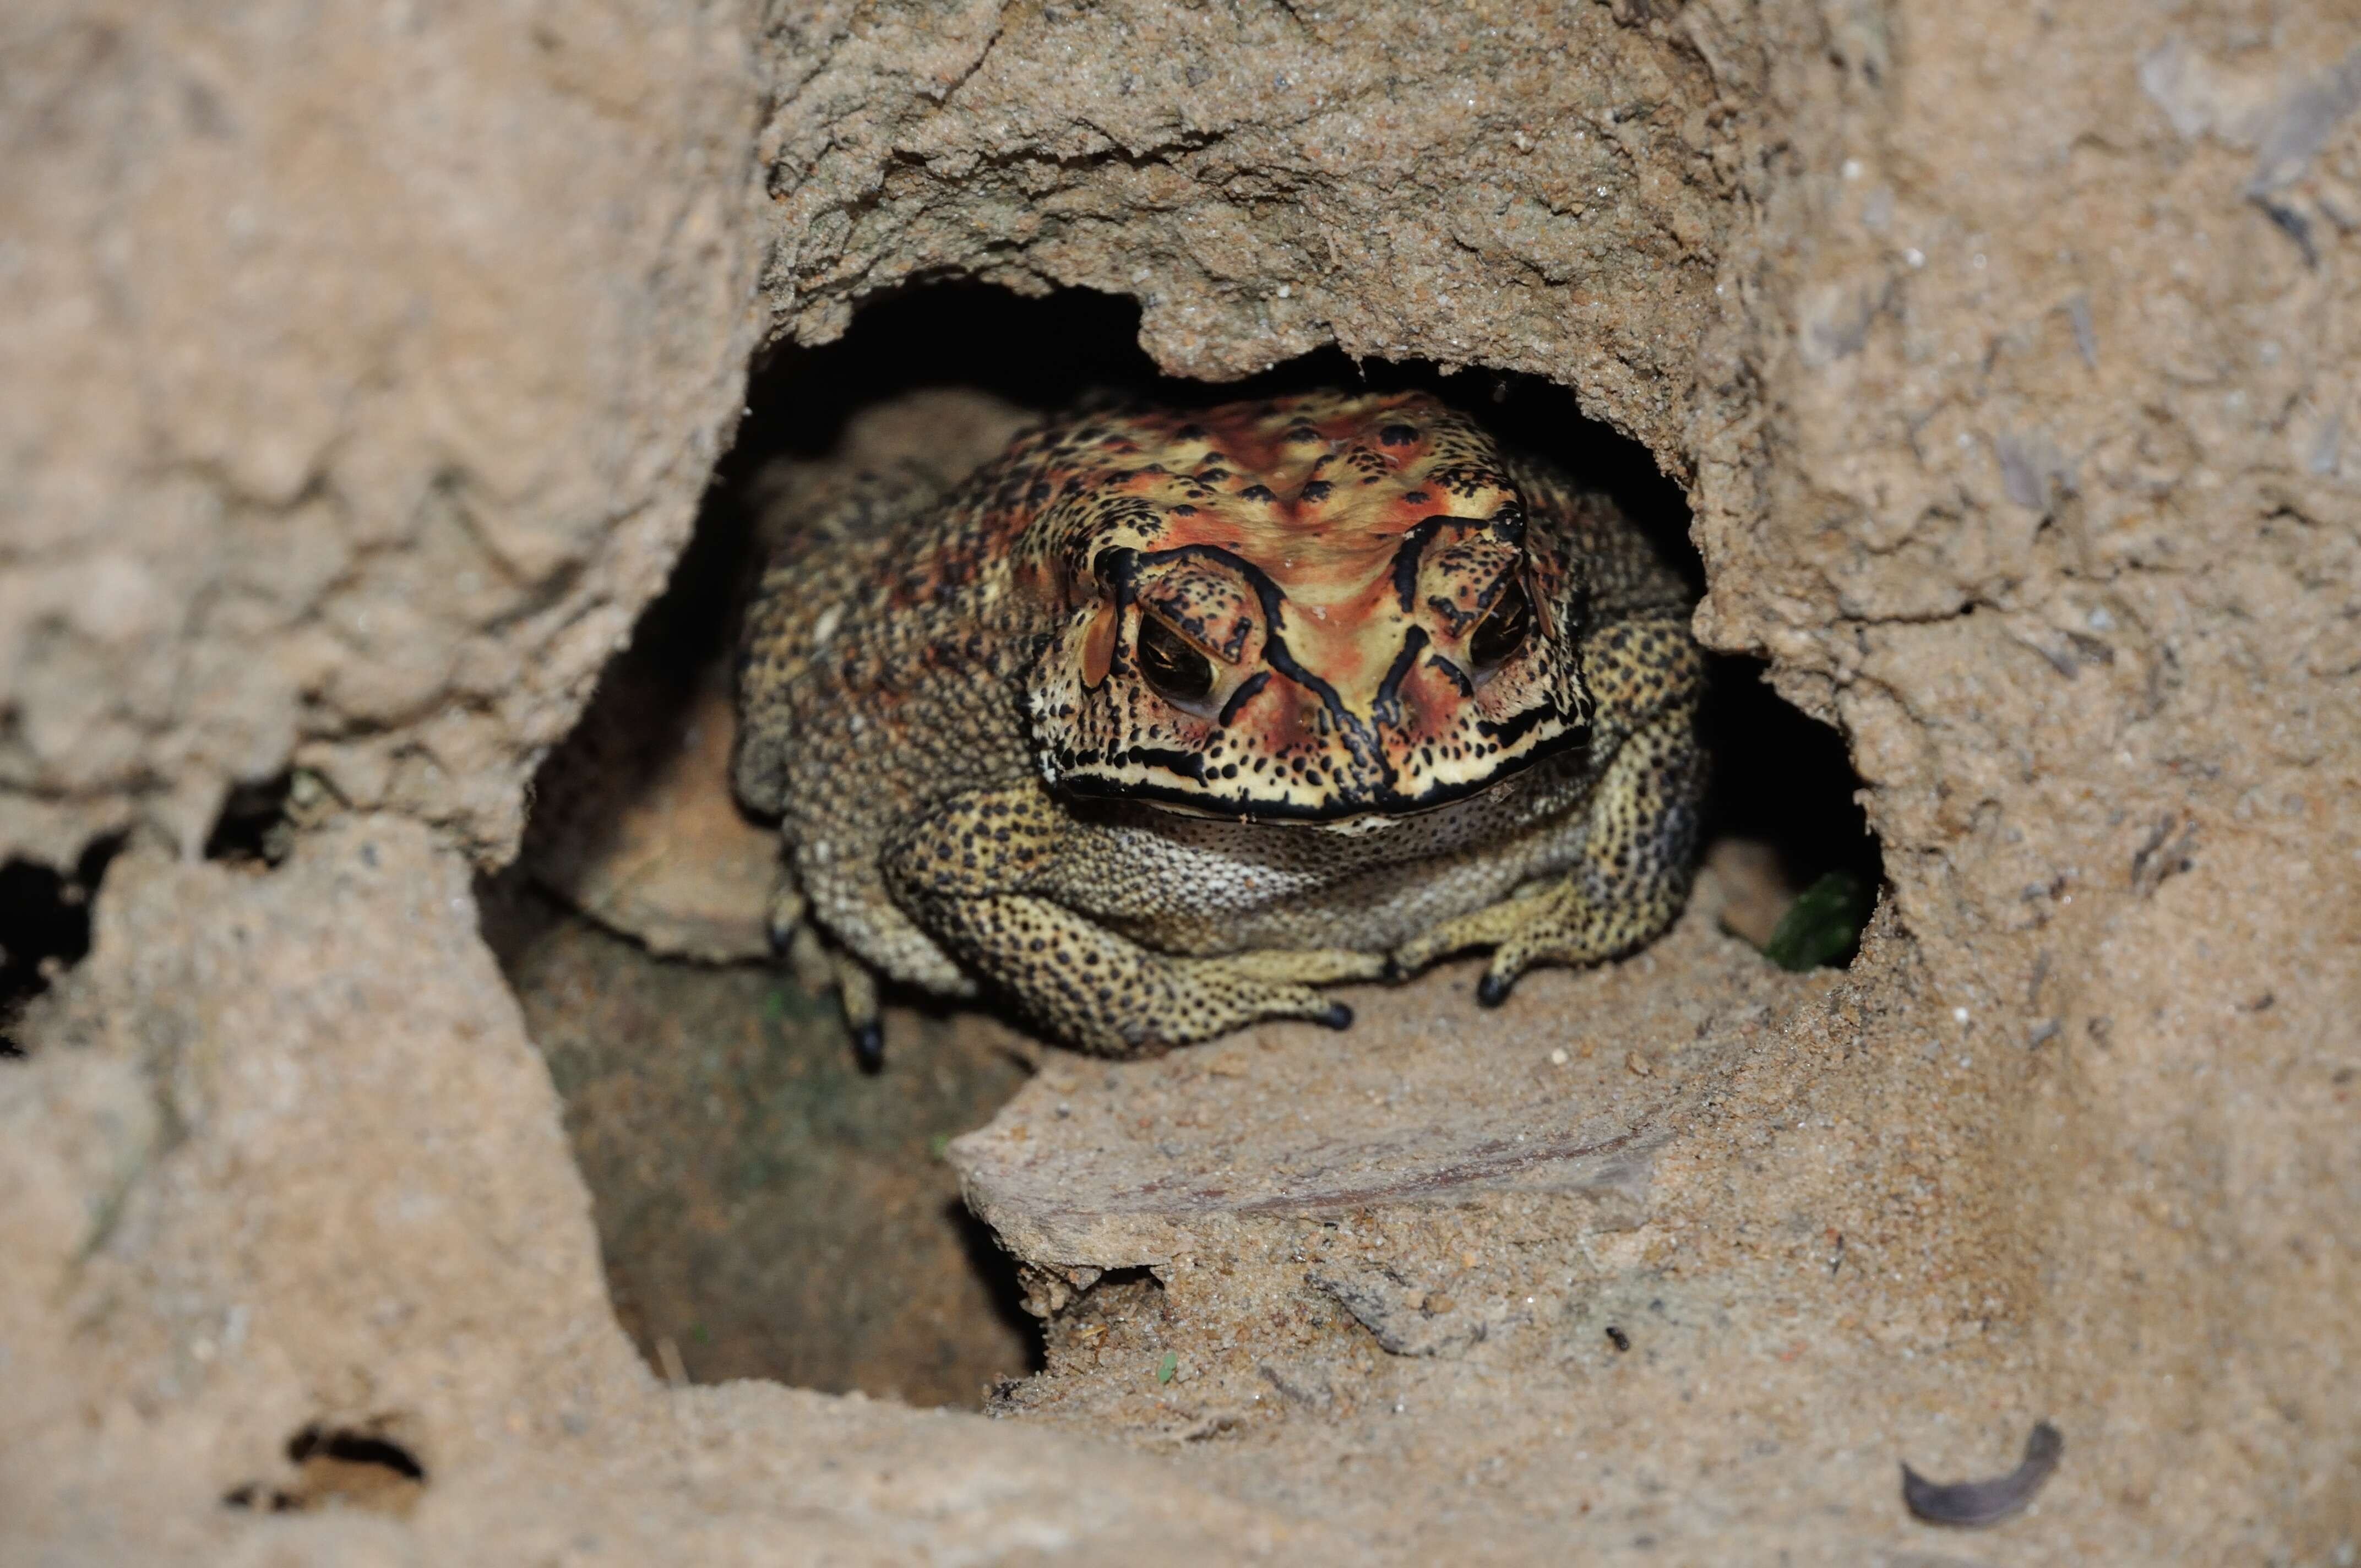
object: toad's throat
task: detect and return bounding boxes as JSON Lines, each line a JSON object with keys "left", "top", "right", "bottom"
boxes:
{"left": 1052, "top": 721, "right": 1588, "bottom": 826}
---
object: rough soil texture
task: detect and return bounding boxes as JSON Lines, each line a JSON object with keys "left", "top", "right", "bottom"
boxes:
{"left": 6, "top": 0, "right": 2358, "bottom": 1564}
{"left": 756, "top": 0, "right": 1734, "bottom": 447}
{"left": 0, "top": 819, "right": 1328, "bottom": 1562}
{"left": 1, "top": 0, "right": 761, "bottom": 865}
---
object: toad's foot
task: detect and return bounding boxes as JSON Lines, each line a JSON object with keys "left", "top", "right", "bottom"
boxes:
{"left": 1391, "top": 876, "right": 1638, "bottom": 1005}
{"left": 1395, "top": 698, "right": 1701, "bottom": 1004}
{"left": 903, "top": 890, "right": 1375, "bottom": 1056}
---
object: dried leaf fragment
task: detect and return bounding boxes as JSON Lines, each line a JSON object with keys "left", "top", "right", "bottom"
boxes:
{"left": 1900, "top": 1420, "right": 2064, "bottom": 1527}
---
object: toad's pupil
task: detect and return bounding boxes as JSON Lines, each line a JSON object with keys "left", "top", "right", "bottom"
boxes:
{"left": 1469, "top": 575, "right": 1533, "bottom": 669}
{"left": 1137, "top": 614, "right": 1216, "bottom": 703}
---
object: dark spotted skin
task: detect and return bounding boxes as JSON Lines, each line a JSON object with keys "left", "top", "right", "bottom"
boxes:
{"left": 733, "top": 391, "right": 1705, "bottom": 1055}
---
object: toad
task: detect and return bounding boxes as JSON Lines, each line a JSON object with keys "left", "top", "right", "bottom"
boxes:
{"left": 733, "top": 391, "right": 1705, "bottom": 1060}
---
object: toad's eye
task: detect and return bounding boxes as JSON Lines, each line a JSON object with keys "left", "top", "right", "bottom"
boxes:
{"left": 1136, "top": 613, "right": 1215, "bottom": 704}
{"left": 1468, "top": 573, "right": 1534, "bottom": 670}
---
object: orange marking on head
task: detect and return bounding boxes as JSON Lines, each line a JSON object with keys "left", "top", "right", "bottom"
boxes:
{"left": 1079, "top": 599, "right": 1118, "bottom": 688}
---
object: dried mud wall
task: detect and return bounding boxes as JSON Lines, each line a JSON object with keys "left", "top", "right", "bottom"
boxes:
{"left": 1731, "top": 4, "right": 2361, "bottom": 1531}
{"left": 4, "top": 0, "right": 2356, "bottom": 1560}
{"left": 1, "top": 0, "right": 761, "bottom": 864}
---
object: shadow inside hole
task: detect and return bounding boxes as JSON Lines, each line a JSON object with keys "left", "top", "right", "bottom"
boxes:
{"left": 203, "top": 772, "right": 299, "bottom": 865}
{"left": 222, "top": 1422, "right": 427, "bottom": 1517}
{"left": 950, "top": 1195, "right": 1049, "bottom": 1372}
{"left": 0, "top": 834, "right": 122, "bottom": 1055}
{"left": 1698, "top": 659, "right": 1883, "bottom": 921}
{"left": 284, "top": 1423, "right": 426, "bottom": 1481}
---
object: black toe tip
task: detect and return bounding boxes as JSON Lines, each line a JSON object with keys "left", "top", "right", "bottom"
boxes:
{"left": 1476, "top": 973, "right": 1511, "bottom": 1008}
{"left": 851, "top": 1022, "right": 885, "bottom": 1072}
{"left": 1319, "top": 1001, "right": 1354, "bottom": 1031}
{"left": 767, "top": 925, "right": 795, "bottom": 958}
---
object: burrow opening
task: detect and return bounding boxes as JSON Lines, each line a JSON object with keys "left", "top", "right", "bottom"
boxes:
{"left": 221, "top": 1421, "right": 428, "bottom": 1517}
{"left": 0, "top": 835, "right": 121, "bottom": 1057}
{"left": 491, "top": 282, "right": 1881, "bottom": 1408}
{"left": 4, "top": 765, "right": 359, "bottom": 1059}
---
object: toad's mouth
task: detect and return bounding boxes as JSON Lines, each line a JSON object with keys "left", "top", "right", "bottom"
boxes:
{"left": 1051, "top": 724, "right": 1588, "bottom": 827}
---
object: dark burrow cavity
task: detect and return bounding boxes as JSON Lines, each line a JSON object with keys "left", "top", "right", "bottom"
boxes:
{"left": 489, "top": 282, "right": 1882, "bottom": 1407}
{"left": 3, "top": 771, "right": 354, "bottom": 1058}
{"left": 222, "top": 1422, "right": 428, "bottom": 1516}
{"left": 0, "top": 835, "right": 121, "bottom": 1055}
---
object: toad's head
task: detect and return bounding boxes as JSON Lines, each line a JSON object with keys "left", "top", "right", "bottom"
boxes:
{"left": 1021, "top": 391, "right": 1589, "bottom": 826}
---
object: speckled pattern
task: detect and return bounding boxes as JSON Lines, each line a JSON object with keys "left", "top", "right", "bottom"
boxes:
{"left": 733, "top": 391, "right": 1705, "bottom": 1055}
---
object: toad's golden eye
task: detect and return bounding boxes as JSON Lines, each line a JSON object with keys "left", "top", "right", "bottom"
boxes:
{"left": 1468, "top": 573, "right": 1533, "bottom": 670}
{"left": 1136, "top": 613, "right": 1215, "bottom": 704}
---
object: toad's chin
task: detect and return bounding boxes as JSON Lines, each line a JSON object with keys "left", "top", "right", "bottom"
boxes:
{"left": 1051, "top": 725, "right": 1590, "bottom": 827}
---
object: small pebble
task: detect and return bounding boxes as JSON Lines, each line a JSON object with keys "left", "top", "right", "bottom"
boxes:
{"left": 1549, "top": 1048, "right": 1570, "bottom": 1066}
{"left": 1625, "top": 1051, "right": 1653, "bottom": 1077}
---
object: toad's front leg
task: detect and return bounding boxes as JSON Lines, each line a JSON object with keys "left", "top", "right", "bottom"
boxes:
{"left": 884, "top": 783, "right": 1385, "bottom": 1055}
{"left": 1394, "top": 613, "right": 1707, "bottom": 1002}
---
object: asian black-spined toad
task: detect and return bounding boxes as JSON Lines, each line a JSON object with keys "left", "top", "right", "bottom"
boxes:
{"left": 733, "top": 391, "right": 1705, "bottom": 1059}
